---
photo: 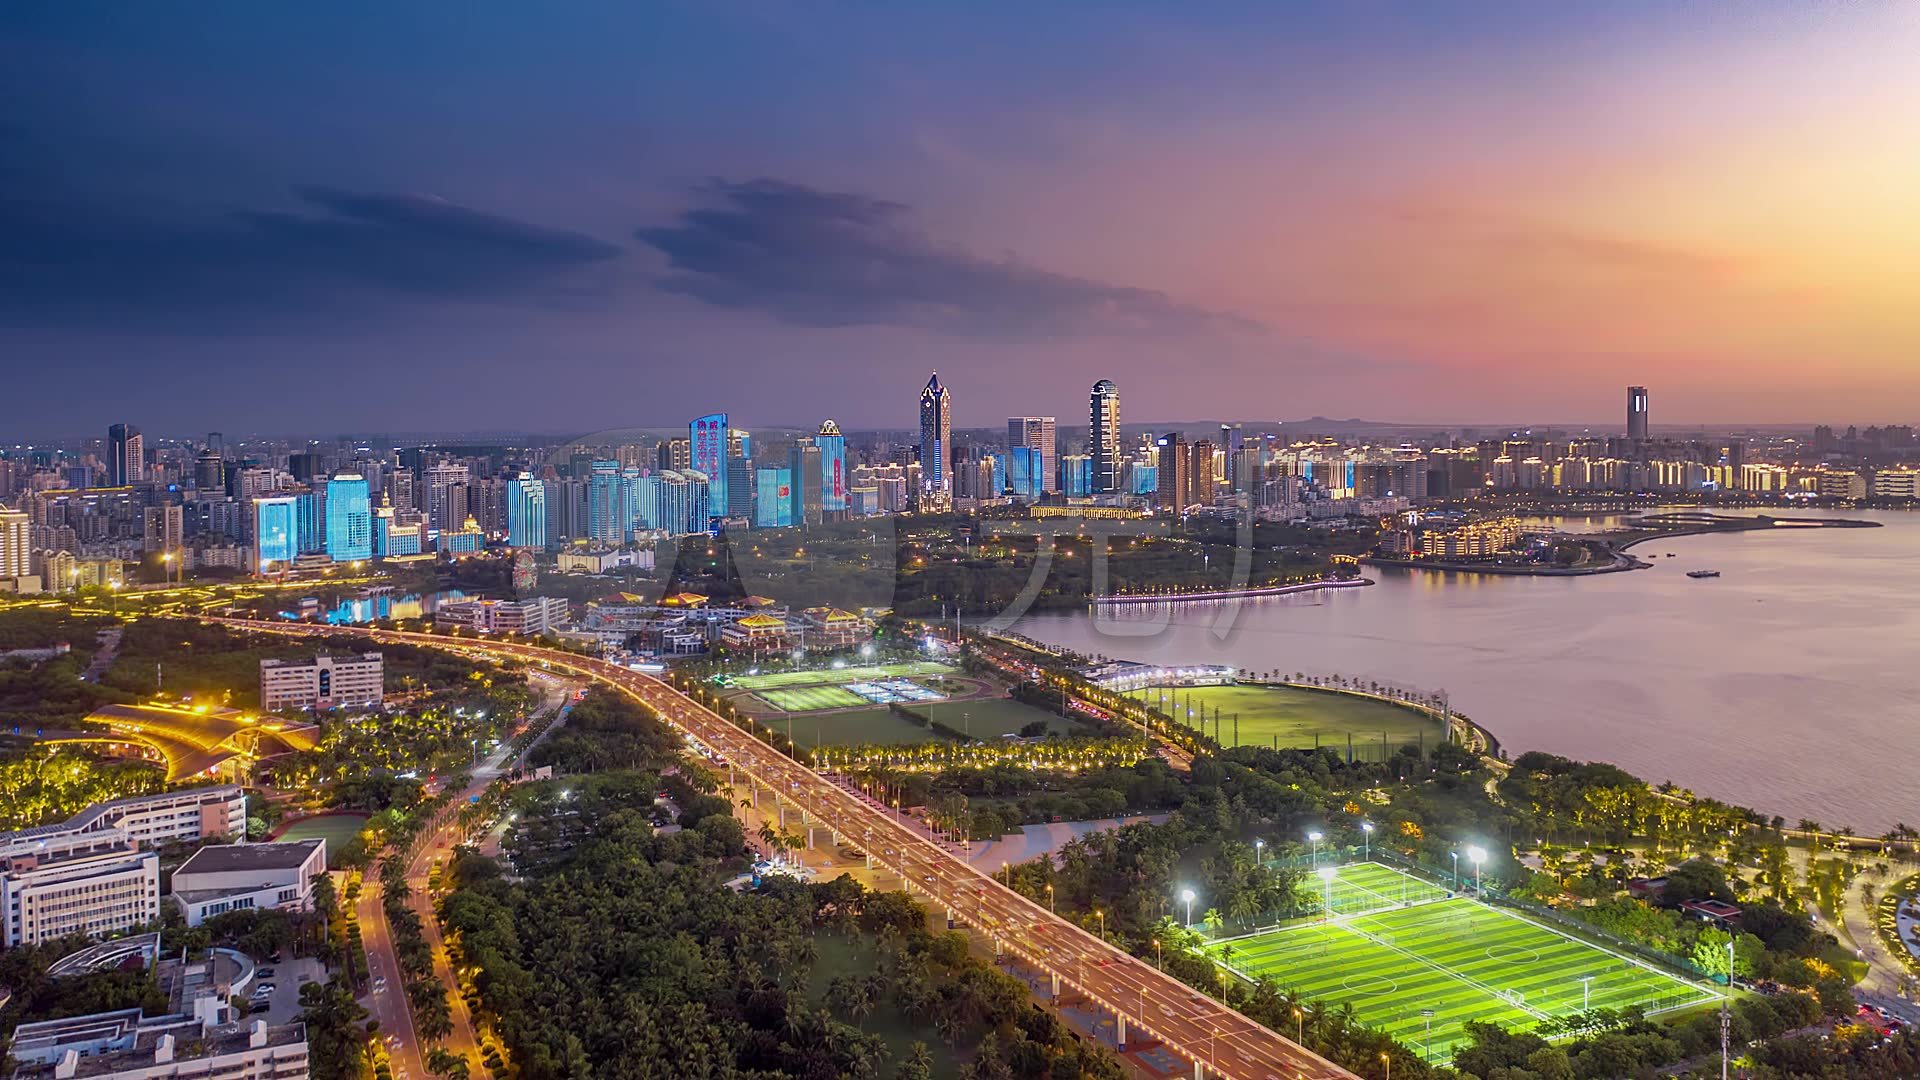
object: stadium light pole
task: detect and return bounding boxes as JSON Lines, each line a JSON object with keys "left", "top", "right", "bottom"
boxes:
{"left": 1450, "top": 851, "right": 1459, "bottom": 891}
{"left": 1468, "top": 846, "right": 1486, "bottom": 893}
{"left": 1308, "top": 830, "right": 1323, "bottom": 868}
{"left": 1361, "top": 821, "right": 1374, "bottom": 861}
{"left": 1317, "top": 865, "right": 1336, "bottom": 921}
{"left": 1580, "top": 975, "right": 1594, "bottom": 1011}
{"left": 1180, "top": 888, "right": 1197, "bottom": 927}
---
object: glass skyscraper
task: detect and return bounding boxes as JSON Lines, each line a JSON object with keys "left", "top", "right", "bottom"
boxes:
{"left": 815, "top": 420, "right": 847, "bottom": 514}
{"left": 690, "top": 413, "right": 729, "bottom": 521}
{"left": 324, "top": 474, "right": 373, "bottom": 561}
{"left": 755, "top": 467, "right": 792, "bottom": 528}
{"left": 252, "top": 496, "right": 299, "bottom": 568}
{"left": 1007, "top": 447, "right": 1044, "bottom": 500}
{"left": 586, "top": 459, "right": 625, "bottom": 546}
{"left": 506, "top": 472, "right": 547, "bottom": 550}
{"left": 918, "top": 373, "right": 951, "bottom": 491}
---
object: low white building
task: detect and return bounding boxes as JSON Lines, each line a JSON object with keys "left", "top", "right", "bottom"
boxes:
{"left": 556, "top": 547, "right": 654, "bottom": 573}
{"left": 9, "top": 956, "right": 307, "bottom": 1080}
{"left": 433, "top": 596, "right": 571, "bottom": 635}
{"left": 259, "top": 653, "right": 384, "bottom": 712}
{"left": 0, "top": 787, "right": 247, "bottom": 853}
{"left": 1, "top": 829, "right": 160, "bottom": 948}
{"left": 169, "top": 840, "right": 326, "bottom": 927}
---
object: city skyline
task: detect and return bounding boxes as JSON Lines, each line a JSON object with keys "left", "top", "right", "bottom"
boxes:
{"left": 6, "top": 4, "right": 1920, "bottom": 434}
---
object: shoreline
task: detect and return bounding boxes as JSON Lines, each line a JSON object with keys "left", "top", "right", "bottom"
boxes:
{"left": 1364, "top": 511, "right": 1880, "bottom": 578}
{"left": 1092, "top": 577, "right": 1373, "bottom": 606}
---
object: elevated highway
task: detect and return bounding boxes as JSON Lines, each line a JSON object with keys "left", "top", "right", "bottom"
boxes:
{"left": 205, "top": 617, "right": 1355, "bottom": 1080}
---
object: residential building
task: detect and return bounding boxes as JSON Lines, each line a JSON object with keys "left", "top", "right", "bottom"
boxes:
{"left": 1156, "top": 434, "right": 1191, "bottom": 512}
{"left": 169, "top": 840, "right": 326, "bottom": 927}
{"left": 1872, "top": 468, "right": 1919, "bottom": 499}
{"left": 1, "top": 504, "right": 29, "bottom": 581}
{"left": 107, "top": 424, "right": 144, "bottom": 487}
{"left": 258, "top": 653, "right": 384, "bottom": 712}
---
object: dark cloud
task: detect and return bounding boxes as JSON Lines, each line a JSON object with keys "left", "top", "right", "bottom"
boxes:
{"left": 0, "top": 182, "right": 625, "bottom": 331}
{"left": 637, "top": 178, "right": 1254, "bottom": 337}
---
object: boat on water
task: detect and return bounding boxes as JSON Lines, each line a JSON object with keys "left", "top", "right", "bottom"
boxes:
{"left": 1687, "top": 569, "right": 1721, "bottom": 579}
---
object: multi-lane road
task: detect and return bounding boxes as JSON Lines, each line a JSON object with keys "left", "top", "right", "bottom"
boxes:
{"left": 211, "top": 618, "right": 1355, "bottom": 1080}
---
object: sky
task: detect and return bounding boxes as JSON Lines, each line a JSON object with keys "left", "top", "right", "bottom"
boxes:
{"left": 4, "top": 2, "right": 1918, "bottom": 437}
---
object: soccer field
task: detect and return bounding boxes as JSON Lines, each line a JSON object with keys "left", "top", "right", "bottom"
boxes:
{"left": 731, "top": 661, "right": 956, "bottom": 691}
{"left": 1210, "top": 863, "right": 1717, "bottom": 1061}
{"left": 758, "top": 685, "right": 870, "bottom": 712}
{"left": 1126, "top": 683, "right": 1441, "bottom": 756}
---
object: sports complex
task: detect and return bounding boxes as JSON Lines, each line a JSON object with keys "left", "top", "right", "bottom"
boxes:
{"left": 716, "top": 661, "right": 1081, "bottom": 748}
{"left": 1206, "top": 861, "right": 1720, "bottom": 1062}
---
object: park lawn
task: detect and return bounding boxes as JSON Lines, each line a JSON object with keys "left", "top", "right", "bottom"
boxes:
{"left": 1209, "top": 865, "right": 1716, "bottom": 1062}
{"left": 781, "top": 698, "right": 1081, "bottom": 749}
{"left": 1127, "top": 683, "right": 1441, "bottom": 753}
{"left": 730, "top": 661, "right": 957, "bottom": 691}
{"left": 272, "top": 812, "right": 371, "bottom": 867}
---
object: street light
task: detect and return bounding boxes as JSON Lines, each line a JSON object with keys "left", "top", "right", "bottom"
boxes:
{"left": 1153, "top": 937, "right": 1162, "bottom": 969}
{"left": 1095, "top": 908, "right": 1105, "bottom": 941}
{"left": 1381, "top": 1051, "right": 1391, "bottom": 1080}
{"left": 1467, "top": 845, "right": 1486, "bottom": 893}
{"left": 1180, "top": 888, "right": 1196, "bottom": 927}
{"left": 1045, "top": 883, "right": 1055, "bottom": 914}
{"left": 1361, "top": 821, "right": 1374, "bottom": 861}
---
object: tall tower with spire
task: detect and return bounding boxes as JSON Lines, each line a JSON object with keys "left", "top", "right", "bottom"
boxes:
{"left": 1089, "top": 379, "right": 1121, "bottom": 495}
{"left": 919, "top": 371, "right": 952, "bottom": 492}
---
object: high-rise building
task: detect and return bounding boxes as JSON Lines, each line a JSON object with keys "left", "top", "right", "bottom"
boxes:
{"left": 251, "top": 496, "right": 299, "bottom": 570}
{"left": 816, "top": 420, "right": 848, "bottom": 514}
{"left": 655, "top": 438, "right": 691, "bottom": 472}
{"left": 586, "top": 460, "right": 626, "bottom": 546}
{"left": 1007, "top": 447, "right": 1045, "bottom": 500}
{"left": 726, "top": 456, "right": 755, "bottom": 520}
{"left": 690, "top": 413, "right": 729, "bottom": 522}
{"left": 143, "top": 505, "right": 183, "bottom": 555}
{"left": 1627, "top": 386, "right": 1649, "bottom": 442}
{"left": 424, "top": 463, "right": 471, "bottom": 532}
{"left": 0, "top": 505, "right": 29, "bottom": 581}
{"left": 1089, "top": 380, "right": 1121, "bottom": 494}
{"left": 1156, "top": 434, "right": 1191, "bottom": 512}
{"left": 506, "top": 472, "right": 547, "bottom": 550}
{"left": 193, "top": 448, "right": 225, "bottom": 493}
{"left": 324, "top": 474, "right": 373, "bottom": 561}
{"left": 789, "top": 442, "right": 823, "bottom": 525}
{"left": 385, "top": 468, "right": 416, "bottom": 513}
{"left": 755, "top": 467, "right": 793, "bottom": 528}
{"left": 918, "top": 372, "right": 952, "bottom": 491}
{"left": 107, "top": 423, "right": 143, "bottom": 487}
{"left": 1190, "top": 440, "right": 1218, "bottom": 504}
{"left": 1007, "top": 417, "right": 1058, "bottom": 495}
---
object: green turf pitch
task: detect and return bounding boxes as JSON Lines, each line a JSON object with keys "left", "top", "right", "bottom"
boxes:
{"left": 731, "top": 661, "right": 956, "bottom": 691}
{"left": 1210, "top": 864, "right": 1717, "bottom": 1061}
{"left": 757, "top": 686, "right": 869, "bottom": 712}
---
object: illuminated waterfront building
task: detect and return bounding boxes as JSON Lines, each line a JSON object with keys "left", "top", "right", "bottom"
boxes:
{"left": 250, "top": 496, "right": 298, "bottom": 569}
{"left": 1007, "top": 416, "right": 1057, "bottom": 494}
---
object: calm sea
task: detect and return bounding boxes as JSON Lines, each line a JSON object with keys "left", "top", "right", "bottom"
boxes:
{"left": 1009, "top": 509, "right": 1920, "bottom": 832}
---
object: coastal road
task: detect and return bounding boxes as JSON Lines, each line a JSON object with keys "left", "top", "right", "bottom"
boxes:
{"left": 208, "top": 617, "right": 1356, "bottom": 1080}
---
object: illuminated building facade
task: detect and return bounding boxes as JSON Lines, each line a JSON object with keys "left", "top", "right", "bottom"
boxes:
{"left": 816, "top": 420, "right": 848, "bottom": 514}
{"left": 323, "top": 474, "right": 372, "bottom": 562}
{"left": 505, "top": 472, "right": 547, "bottom": 550}
{"left": 918, "top": 372, "right": 951, "bottom": 492}
{"left": 690, "top": 413, "right": 729, "bottom": 521}
{"left": 1089, "top": 380, "right": 1121, "bottom": 494}
{"left": 250, "top": 496, "right": 298, "bottom": 569}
